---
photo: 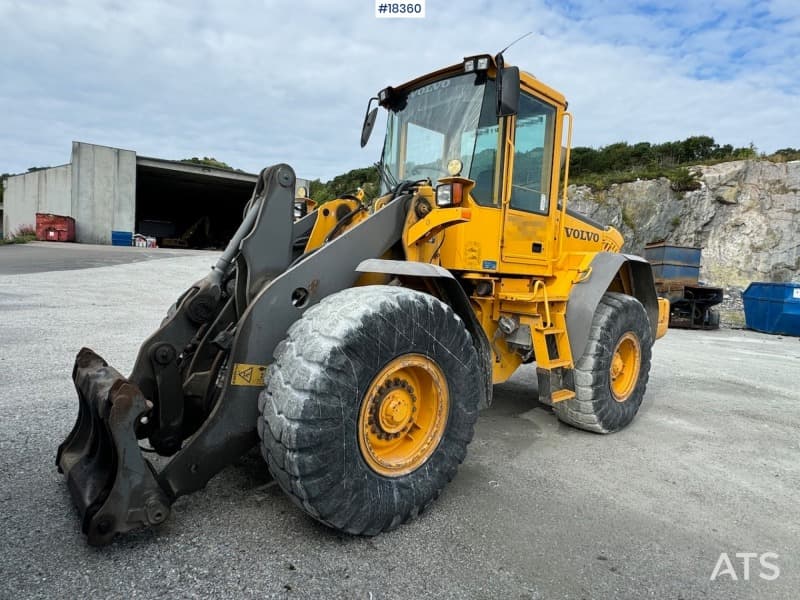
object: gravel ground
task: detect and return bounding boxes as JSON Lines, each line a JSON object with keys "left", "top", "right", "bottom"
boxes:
{"left": 718, "top": 286, "right": 747, "bottom": 328}
{"left": 0, "top": 241, "right": 215, "bottom": 275}
{"left": 1, "top": 255, "right": 798, "bottom": 599}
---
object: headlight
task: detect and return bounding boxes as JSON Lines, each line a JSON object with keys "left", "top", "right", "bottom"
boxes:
{"left": 476, "top": 57, "right": 490, "bottom": 70}
{"left": 463, "top": 59, "right": 475, "bottom": 73}
{"left": 436, "top": 183, "right": 463, "bottom": 207}
{"left": 436, "top": 184, "right": 452, "bottom": 206}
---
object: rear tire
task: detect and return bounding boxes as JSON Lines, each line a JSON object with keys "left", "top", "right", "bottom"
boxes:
{"left": 258, "top": 285, "right": 482, "bottom": 535}
{"left": 554, "top": 292, "right": 653, "bottom": 433}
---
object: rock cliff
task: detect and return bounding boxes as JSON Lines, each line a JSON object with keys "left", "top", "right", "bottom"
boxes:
{"left": 568, "top": 159, "right": 800, "bottom": 288}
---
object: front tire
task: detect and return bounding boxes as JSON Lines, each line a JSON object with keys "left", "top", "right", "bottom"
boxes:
{"left": 554, "top": 292, "right": 653, "bottom": 433}
{"left": 258, "top": 285, "right": 482, "bottom": 535}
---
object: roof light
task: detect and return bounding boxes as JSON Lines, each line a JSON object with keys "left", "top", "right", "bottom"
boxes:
{"left": 447, "top": 159, "right": 463, "bottom": 176}
{"left": 476, "top": 57, "right": 490, "bottom": 70}
{"left": 463, "top": 59, "right": 475, "bottom": 73}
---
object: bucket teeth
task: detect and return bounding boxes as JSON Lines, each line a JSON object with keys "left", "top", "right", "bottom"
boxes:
{"left": 56, "top": 348, "right": 171, "bottom": 546}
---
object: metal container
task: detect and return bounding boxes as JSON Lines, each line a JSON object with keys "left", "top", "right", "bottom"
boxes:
{"left": 644, "top": 242, "right": 702, "bottom": 284}
{"left": 35, "top": 213, "right": 76, "bottom": 242}
{"left": 742, "top": 282, "right": 800, "bottom": 336}
{"left": 111, "top": 230, "right": 133, "bottom": 246}
{"left": 643, "top": 243, "right": 702, "bottom": 267}
{"left": 650, "top": 263, "right": 701, "bottom": 283}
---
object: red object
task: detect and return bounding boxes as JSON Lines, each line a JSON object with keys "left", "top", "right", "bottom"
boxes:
{"left": 35, "top": 213, "right": 76, "bottom": 242}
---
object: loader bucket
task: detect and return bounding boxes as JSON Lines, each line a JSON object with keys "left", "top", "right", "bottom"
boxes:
{"left": 56, "top": 348, "right": 171, "bottom": 546}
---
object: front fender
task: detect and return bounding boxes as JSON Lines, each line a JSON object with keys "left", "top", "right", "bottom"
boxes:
{"left": 356, "top": 258, "right": 494, "bottom": 409}
{"left": 566, "top": 252, "right": 659, "bottom": 360}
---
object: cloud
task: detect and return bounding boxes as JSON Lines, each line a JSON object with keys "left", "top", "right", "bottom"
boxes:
{"left": 0, "top": 0, "right": 797, "bottom": 181}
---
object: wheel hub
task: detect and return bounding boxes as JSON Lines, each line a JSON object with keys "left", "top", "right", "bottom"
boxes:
{"left": 358, "top": 354, "right": 449, "bottom": 477}
{"left": 609, "top": 332, "right": 641, "bottom": 403}
{"left": 370, "top": 379, "right": 417, "bottom": 438}
{"left": 610, "top": 354, "right": 625, "bottom": 379}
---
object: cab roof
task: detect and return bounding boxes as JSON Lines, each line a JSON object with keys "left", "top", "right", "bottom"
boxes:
{"left": 382, "top": 54, "right": 567, "bottom": 109}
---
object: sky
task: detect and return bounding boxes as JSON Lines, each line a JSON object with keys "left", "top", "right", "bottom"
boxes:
{"left": 1, "top": 0, "right": 798, "bottom": 181}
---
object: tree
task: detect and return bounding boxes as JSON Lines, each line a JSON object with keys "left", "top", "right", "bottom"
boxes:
{"left": 679, "top": 136, "right": 717, "bottom": 162}
{"left": 180, "top": 157, "right": 235, "bottom": 170}
{"left": 309, "top": 166, "right": 380, "bottom": 204}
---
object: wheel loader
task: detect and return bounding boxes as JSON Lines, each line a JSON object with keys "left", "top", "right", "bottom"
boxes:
{"left": 57, "top": 53, "right": 670, "bottom": 545}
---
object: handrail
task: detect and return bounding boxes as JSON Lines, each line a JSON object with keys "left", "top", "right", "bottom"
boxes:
{"left": 557, "top": 111, "right": 573, "bottom": 260}
{"left": 532, "top": 279, "right": 551, "bottom": 327}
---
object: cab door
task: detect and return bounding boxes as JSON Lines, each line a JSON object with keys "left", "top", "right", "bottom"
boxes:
{"left": 500, "top": 90, "right": 559, "bottom": 266}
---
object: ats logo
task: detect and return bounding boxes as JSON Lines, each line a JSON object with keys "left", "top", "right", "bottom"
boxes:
{"left": 710, "top": 552, "right": 780, "bottom": 581}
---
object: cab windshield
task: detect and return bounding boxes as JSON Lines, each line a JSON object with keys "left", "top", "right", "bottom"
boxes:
{"left": 380, "top": 72, "right": 499, "bottom": 204}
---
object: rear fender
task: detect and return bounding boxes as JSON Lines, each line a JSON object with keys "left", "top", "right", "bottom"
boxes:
{"left": 566, "top": 252, "right": 659, "bottom": 360}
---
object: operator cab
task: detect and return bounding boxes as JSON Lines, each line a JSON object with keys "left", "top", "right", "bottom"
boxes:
{"left": 362, "top": 54, "right": 570, "bottom": 274}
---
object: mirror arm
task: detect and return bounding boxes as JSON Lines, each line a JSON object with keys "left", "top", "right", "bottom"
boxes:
{"left": 495, "top": 53, "right": 505, "bottom": 116}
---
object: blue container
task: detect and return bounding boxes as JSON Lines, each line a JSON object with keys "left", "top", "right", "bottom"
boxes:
{"left": 742, "top": 282, "right": 800, "bottom": 336}
{"left": 111, "top": 230, "right": 133, "bottom": 246}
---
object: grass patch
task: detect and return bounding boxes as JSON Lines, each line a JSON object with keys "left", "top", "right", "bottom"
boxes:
{"left": 765, "top": 149, "right": 800, "bottom": 163}
{"left": 0, "top": 225, "right": 37, "bottom": 245}
{"left": 621, "top": 207, "right": 636, "bottom": 230}
{"left": 570, "top": 166, "right": 701, "bottom": 192}
{"left": 718, "top": 309, "right": 746, "bottom": 329}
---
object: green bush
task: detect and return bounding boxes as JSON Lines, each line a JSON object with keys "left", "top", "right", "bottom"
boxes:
{"left": 570, "top": 166, "right": 700, "bottom": 192}
{"left": 669, "top": 167, "right": 702, "bottom": 192}
{"left": 568, "top": 136, "right": 752, "bottom": 191}
{"left": 767, "top": 148, "right": 800, "bottom": 162}
{"left": 0, "top": 225, "right": 37, "bottom": 245}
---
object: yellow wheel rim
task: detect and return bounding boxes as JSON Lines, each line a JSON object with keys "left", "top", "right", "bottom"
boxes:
{"left": 358, "top": 354, "right": 449, "bottom": 477}
{"left": 609, "top": 332, "right": 641, "bottom": 402}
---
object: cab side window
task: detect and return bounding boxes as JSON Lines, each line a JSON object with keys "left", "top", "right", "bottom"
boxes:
{"left": 510, "top": 93, "right": 555, "bottom": 214}
{"left": 464, "top": 126, "right": 499, "bottom": 204}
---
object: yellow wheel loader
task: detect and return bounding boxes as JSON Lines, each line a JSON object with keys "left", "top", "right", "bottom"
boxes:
{"left": 57, "top": 53, "right": 670, "bottom": 545}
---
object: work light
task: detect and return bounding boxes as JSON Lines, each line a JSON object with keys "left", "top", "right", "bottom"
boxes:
{"left": 436, "top": 183, "right": 463, "bottom": 207}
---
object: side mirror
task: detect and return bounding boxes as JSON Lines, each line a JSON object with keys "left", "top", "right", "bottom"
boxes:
{"left": 360, "top": 101, "right": 379, "bottom": 148}
{"left": 497, "top": 66, "right": 520, "bottom": 117}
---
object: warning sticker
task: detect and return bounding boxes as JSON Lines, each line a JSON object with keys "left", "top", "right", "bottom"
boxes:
{"left": 231, "top": 363, "right": 267, "bottom": 386}
{"left": 793, "top": 288, "right": 800, "bottom": 299}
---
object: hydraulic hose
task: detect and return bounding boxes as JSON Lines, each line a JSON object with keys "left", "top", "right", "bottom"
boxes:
{"left": 209, "top": 197, "right": 261, "bottom": 285}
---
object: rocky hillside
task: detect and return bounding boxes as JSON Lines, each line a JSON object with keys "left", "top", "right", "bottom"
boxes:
{"left": 568, "top": 159, "right": 800, "bottom": 288}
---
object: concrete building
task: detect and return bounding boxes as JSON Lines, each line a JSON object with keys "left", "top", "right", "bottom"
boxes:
{"left": 2, "top": 142, "right": 309, "bottom": 247}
